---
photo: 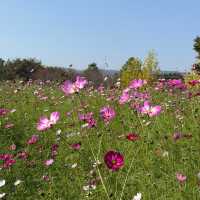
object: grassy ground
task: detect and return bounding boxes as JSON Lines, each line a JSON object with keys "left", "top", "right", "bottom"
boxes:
{"left": 1, "top": 80, "right": 200, "bottom": 200}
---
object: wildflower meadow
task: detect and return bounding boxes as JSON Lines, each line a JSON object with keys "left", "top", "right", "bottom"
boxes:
{"left": 1, "top": 77, "right": 200, "bottom": 200}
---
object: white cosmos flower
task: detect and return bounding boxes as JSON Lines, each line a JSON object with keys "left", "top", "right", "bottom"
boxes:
{"left": 83, "top": 185, "right": 90, "bottom": 191}
{"left": 0, "top": 193, "right": 6, "bottom": 199}
{"left": 132, "top": 192, "right": 142, "bottom": 200}
{"left": 197, "top": 172, "right": 200, "bottom": 180}
{"left": 81, "top": 123, "right": 88, "bottom": 128}
{"left": 0, "top": 180, "right": 5, "bottom": 187}
{"left": 162, "top": 151, "right": 169, "bottom": 157}
{"left": 14, "top": 180, "right": 22, "bottom": 186}
{"left": 71, "top": 163, "right": 77, "bottom": 168}
{"left": 56, "top": 129, "right": 62, "bottom": 135}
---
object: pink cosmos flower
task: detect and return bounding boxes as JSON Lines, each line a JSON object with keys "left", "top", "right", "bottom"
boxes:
{"left": 61, "top": 80, "right": 76, "bottom": 95}
{"left": 17, "top": 151, "right": 28, "bottom": 160}
{"left": 4, "top": 123, "right": 14, "bottom": 129}
{"left": 37, "top": 112, "right": 60, "bottom": 131}
{"left": 37, "top": 117, "right": 51, "bottom": 131}
{"left": 44, "top": 159, "right": 54, "bottom": 166}
{"left": 49, "top": 112, "right": 60, "bottom": 125}
{"left": 167, "top": 79, "right": 186, "bottom": 90}
{"left": 100, "top": 106, "right": 116, "bottom": 123}
{"left": 104, "top": 150, "right": 124, "bottom": 171}
{"left": 27, "top": 135, "right": 39, "bottom": 145}
{"left": 9, "top": 144, "right": 16, "bottom": 151}
{"left": 66, "top": 112, "right": 71, "bottom": 117}
{"left": 39, "top": 96, "right": 48, "bottom": 101}
{"left": 79, "top": 112, "right": 96, "bottom": 128}
{"left": 87, "top": 117, "right": 97, "bottom": 128}
{"left": 42, "top": 175, "right": 50, "bottom": 181}
{"left": 74, "top": 76, "right": 88, "bottom": 90}
{"left": 139, "top": 101, "right": 161, "bottom": 117}
{"left": 168, "top": 79, "right": 182, "bottom": 87}
{"left": 119, "top": 89, "right": 130, "bottom": 104}
{"left": 129, "top": 79, "right": 147, "bottom": 89}
{"left": 61, "top": 76, "right": 87, "bottom": 95}
{"left": 79, "top": 112, "right": 93, "bottom": 121}
{"left": 148, "top": 105, "right": 162, "bottom": 117}
{"left": 176, "top": 173, "right": 187, "bottom": 183}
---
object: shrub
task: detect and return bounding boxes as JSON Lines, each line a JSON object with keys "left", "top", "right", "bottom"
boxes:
{"left": 120, "top": 51, "right": 159, "bottom": 87}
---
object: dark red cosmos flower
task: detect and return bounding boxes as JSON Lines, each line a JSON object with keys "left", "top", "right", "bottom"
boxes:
{"left": 173, "top": 132, "right": 182, "bottom": 141}
{"left": 104, "top": 150, "right": 124, "bottom": 171}
{"left": 3, "top": 159, "right": 16, "bottom": 168}
{"left": 0, "top": 153, "right": 16, "bottom": 168}
{"left": 126, "top": 133, "right": 140, "bottom": 141}
{"left": 70, "top": 143, "right": 81, "bottom": 150}
{"left": 0, "top": 108, "right": 9, "bottom": 117}
{"left": 0, "top": 154, "right": 13, "bottom": 161}
{"left": 188, "top": 80, "right": 200, "bottom": 86}
{"left": 51, "top": 144, "right": 59, "bottom": 158}
{"left": 27, "top": 135, "right": 39, "bottom": 145}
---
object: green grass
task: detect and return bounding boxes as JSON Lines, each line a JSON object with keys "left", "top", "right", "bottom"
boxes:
{"left": 1, "top": 81, "right": 200, "bottom": 200}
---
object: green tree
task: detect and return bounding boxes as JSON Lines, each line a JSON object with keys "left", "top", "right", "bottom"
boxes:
{"left": 142, "top": 50, "right": 160, "bottom": 81}
{"left": 3, "top": 58, "right": 44, "bottom": 80}
{"left": 194, "top": 36, "right": 200, "bottom": 59}
{"left": 120, "top": 57, "right": 143, "bottom": 87}
{"left": 0, "top": 58, "right": 6, "bottom": 81}
{"left": 120, "top": 52, "right": 160, "bottom": 87}
{"left": 192, "top": 36, "right": 200, "bottom": 74}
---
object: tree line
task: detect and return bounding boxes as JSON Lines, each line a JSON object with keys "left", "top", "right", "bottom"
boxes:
{"left": 1, "top": 36, "right": 199, "bottom": 87}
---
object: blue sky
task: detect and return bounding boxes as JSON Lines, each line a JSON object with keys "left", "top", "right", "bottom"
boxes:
{"left": 0, "top": 0, "right": 200, "bottom": 71}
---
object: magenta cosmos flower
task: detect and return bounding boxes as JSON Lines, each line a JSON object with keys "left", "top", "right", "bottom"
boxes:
{"left": 37, "top": 112, "right": 60, "bottom": 131}
{"left": 100, "top": 106, "right": 116, "bottom": 123}
{"left": 167, "top": 79, "right": 186, "bottom": 90}
{"left": 104, "top": 150, "right": 124, "bottom": 171}
{"left": 139, "top": 101, "right": 161, "bottom": 117}
{"left": 129, "top": 79, "right": 147, "bottom": 89}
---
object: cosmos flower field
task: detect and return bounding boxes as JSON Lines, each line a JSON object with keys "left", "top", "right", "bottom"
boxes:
{"left": 1, "top": 77, "right": 200, "bottom": 200}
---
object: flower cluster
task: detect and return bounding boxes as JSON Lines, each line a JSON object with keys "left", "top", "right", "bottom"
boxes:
{"left": 79, "top": 112, "right": 96, "bottom": 128}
